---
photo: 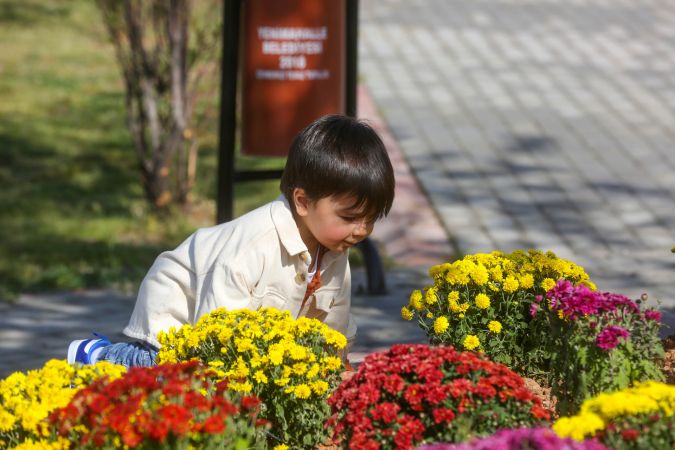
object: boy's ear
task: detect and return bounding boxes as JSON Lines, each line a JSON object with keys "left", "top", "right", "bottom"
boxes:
{"left": 293, "top": 188, "right": 310, "bottom": 217}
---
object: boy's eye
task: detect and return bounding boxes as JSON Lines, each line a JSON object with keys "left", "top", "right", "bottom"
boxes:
{"left": 340, "top": 215, "right": 375, "bottom": 224}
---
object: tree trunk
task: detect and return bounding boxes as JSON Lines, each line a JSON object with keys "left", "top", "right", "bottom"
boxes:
{"left": 97, "top": 0, "right": 214, "bottom": 211}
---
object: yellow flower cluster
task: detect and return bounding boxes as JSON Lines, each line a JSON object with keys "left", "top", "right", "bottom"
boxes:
{"left": 157, "top": 307, "right": 346, "bottom": 400}
{"left": 427, "top": 250, "right": 592, "bottom": 293}
{"left": 553, "top": 381, "right": 675, "bottom": 441}
{"left": 3, "top": 437, "right": 70, "bottom": 450}
{"left": 0, "top": 359, "right": 125, "bottom": 449}
{"left": 157, "top": 307, "right": 346, "bottom": 449}
{"left": 403, "top": 250, "right": 593, "bottom": 354}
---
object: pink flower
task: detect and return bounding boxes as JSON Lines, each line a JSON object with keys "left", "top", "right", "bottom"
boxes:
{"left": 529, "top": 303, "right": 539, "bottom": 318}
{"left": 547, "top": 280, "right": 639, "bottom": 321}
{"left": 644, "top": 310, "right": 662, "bottom": 322}
{"left": 596, "top": 326, "right": 630, "bottom": 351}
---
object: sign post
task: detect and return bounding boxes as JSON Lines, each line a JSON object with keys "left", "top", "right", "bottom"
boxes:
{"left": 241, "top": 0, "right": 346, "bottom": 156}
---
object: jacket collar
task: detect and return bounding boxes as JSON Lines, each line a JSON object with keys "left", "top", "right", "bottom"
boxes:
{"left": 271, "top": 195, "right": 308, "bottom": 257}
{"left": 270, "top": 195, "right": 342, "bottom": 268}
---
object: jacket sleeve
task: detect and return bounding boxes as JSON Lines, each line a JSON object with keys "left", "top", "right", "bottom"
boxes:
{"left": 123, "top": 246, "right": 198, "bottom": 348}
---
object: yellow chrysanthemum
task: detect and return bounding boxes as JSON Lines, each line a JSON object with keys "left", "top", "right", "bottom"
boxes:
{"left": 447, "top": 291, "right": 460, "bottom": 303}
{"left": 541, "top": 278, "right": 556, "bottom": 291}
{"left": 433, "top": 316, "right": 449, "bottom": 334}
{"left": 488, "top": 320, "right": 502, "bottom": 334}
{"left": 502, "top": 275, "right": 519, "bottom": 293}
{"left": 229, "top": 380, "right": 253, "bottom": 392}
{"left": 310, "top": 380, "right": 329, "bottom": 395}
{"left": 425, "top": 287, "right": 438, "bottom": 305}
{"left": 518, "top": 273, "right": 534, "bottom": 289}
{"left": 409, "top": 290, "right": 424, "bottom": 311}
{"left": 274, "top": 445, "right": 290, "bottom": 450}
{"left": 293, "top": 384, "right": 312, "bottom": 399}
{"left": 463, "top": 335, "right": 480, "bottom": 350}
{"left": 475, "top": 293, "right": 491, "bottom": 309}
{"left": 322, "top": 356, "right": 343, "bottom": 372}
{"left": 489, "top": 266, "right": 504, "bottom": 282}
{"left": 292, "top": 363, "right": 307, "bottom": 376}
{"left": 269, "top": 350, "right": 284, "bottom": 366}
{"left": 401, "top": 306, "right": 414, "bottom": 321}
{"left": 470, "top": 264, "right": 489, "bottom": 285}
{"left": 253, "top": 370, "right": 268, "bottom": 384}
{"left": 274, "top": 378, "right": 290, "bottom": 387}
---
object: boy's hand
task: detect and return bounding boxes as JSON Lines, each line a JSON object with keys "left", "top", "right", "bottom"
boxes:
{"left": 340, "top": 359, "right": 356, "bottom": 381}
{"left": 340, "top": 370, "right": 356, "bottom": 382}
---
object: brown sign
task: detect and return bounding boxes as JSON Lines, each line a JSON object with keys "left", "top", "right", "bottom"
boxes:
{"left": 241, "top": 0, "right": 346, "bottom": 156}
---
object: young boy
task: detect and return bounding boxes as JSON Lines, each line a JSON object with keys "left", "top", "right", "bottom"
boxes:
{"left": 67, "top": 114, "right": 395, "bottom": 367}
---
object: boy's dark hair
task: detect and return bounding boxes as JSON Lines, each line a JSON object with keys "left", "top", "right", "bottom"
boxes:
{"left": 280, "top": 114, "right": 395, "bottom": 220}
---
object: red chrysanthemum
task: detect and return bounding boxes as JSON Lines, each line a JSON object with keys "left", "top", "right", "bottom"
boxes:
{"left": 329, "top": 344, "right": 550, "bottom": 450}
{"left": 49, "top": 361, "right": 263, "bottom": 449}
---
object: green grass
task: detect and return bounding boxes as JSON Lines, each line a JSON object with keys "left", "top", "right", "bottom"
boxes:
{"left": 0, "top": 0, "right": 284, "bottom": 301}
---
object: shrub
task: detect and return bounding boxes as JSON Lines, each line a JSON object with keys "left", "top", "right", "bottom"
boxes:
{"left": 553, "top": 381, "right": 675, "bottom": 449}
{"left": 156, "top": 307, "right": 347, "bottom": 449}
{"left": 0, "top": 359, "right": 125, "bottom": 449}
{"left": 402, "top": 250, "right": 593, "bottom": 378}
{"left": 417, "top": 427, "right": 609, "bottom": 450}
{"left": 540, "top": 280, "right": 664, "bottom": 414}
{"left": 328, "top": 344, "right": 551, "bottom": 450}
{"left": 50, "top": 360, "right": 265, "bottom": 449}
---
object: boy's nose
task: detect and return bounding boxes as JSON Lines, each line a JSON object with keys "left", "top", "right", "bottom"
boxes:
{"left": 352, "top": 220, "right": 372, "bottom": 237}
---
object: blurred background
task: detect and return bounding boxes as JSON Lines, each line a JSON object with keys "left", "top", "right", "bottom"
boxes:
{"left": 1, "top": 0, "right": 674, "bottom": 375}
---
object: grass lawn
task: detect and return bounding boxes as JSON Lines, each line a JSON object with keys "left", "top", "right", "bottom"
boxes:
{"left": 0, "top": 0, "right": 284, "bottom": 300}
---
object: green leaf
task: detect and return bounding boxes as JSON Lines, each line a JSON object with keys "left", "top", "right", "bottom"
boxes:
{"left": 494, "top": 353, "right": 512, "bottom": 365}
{"left": 576, "top": 346, "right": 588, "bottom": 366}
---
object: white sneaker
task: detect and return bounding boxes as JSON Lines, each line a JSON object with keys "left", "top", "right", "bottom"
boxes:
{"left": 67, "top": 334, "right": 111, "bottom": 364}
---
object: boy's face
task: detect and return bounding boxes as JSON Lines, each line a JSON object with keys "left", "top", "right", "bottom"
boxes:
{"left": 293, "top": 189, "right": 374, "bottom": 254}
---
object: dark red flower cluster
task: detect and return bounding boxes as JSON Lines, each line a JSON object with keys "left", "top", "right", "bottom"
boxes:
{"left": 49, "top": 361, "right": 264, "bottom": 449}
{"left": 328, "top": 344, "right": 551, "bottom": 450}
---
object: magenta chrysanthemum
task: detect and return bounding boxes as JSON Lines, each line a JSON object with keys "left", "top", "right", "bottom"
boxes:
{"left": 644, "top": 310, "right": 662, "bottom": 322}
{"left": 595, "top": 325, "right": 630, "bottom": 351}
{"left": 546, "top": 280, "right": 639, "bottom": 320}
{"left": 417, "top": 427, "right": 609, "bottom": 450}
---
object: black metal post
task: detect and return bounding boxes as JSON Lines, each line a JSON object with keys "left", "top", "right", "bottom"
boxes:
{"left": 346, "top": 0, "right": 358, "bottom": 118}
{"left": 216, "top": 0, "right": 241, "bottom": 224}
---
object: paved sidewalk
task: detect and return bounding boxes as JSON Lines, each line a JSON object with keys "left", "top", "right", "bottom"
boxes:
{"left": 360, "top": 0, "right": 675, "bottom": 313}
{"left": 0, "top": 266, "right": 431, "bottom": 378}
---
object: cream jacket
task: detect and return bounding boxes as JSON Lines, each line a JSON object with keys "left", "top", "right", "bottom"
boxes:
{"left": 124, "top": 195, "right": 356, "bottom": 349}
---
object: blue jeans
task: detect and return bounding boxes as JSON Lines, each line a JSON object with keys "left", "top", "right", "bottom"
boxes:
{"left": 98, "top": 342, "right": 158, "bottom": 368}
